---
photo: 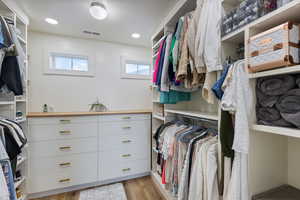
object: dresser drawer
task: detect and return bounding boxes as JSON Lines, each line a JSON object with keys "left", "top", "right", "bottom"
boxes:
{"left": 28, "top": 116, "right": 98, "bottom": 125}
{"left": 99, "top": 144, "right": 149, "bottom": 165}
{"left": 29, "top": 138, "right": 97, "bottom": 158}
{"left": 99, "top": 114, "right": 150, "bottom": 122}
{"left": 99, "top": 132, "right": 150, "bottom": 152}
{"left": 99, "top": 120, "right": 150, "bottom": 151}
{"left": 99, "top": 159, "right": 150, "bottom": 181}
{"left": 28, "top": 122, "right": 97, "bottom": 142}
{"left": 29, "top": 153, "right": 97, "bottom": 193}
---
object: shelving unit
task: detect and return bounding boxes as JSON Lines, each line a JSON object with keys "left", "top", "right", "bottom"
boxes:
{"left": 248, "top": 65, "right": 300, "bottom": 79}
{"left": 0, "top": 0, "right": 29, "bottom": 199}
{"left": 165, "top": 109, "right": 218, "bottom": 121}
{"left": 150, "top": 0, "right": 300, "bottom": 198}
{"left": 153, "top": 114, "right": 165, "bottom": 121}
{"left": 252, "top": 125, "right": 300, "bottom": 138}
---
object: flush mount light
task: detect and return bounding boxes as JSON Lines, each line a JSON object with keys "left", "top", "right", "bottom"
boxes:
{"left": 45, "top": 18, "right": 58, "bottom": 25}
{"left": 131, "top": 33, "right": 141, "bottom": 39}
{"left": 89, "top": 1, "right": 108, "bottom": 20}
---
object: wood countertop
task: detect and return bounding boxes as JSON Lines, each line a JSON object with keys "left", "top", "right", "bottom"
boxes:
{"left": 27, "top": 110, "right": 152, "bottom": 118}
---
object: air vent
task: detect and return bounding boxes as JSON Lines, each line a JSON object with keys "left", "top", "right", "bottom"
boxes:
{"left": 83, "top": 30, "right": 100, "bottom": 36}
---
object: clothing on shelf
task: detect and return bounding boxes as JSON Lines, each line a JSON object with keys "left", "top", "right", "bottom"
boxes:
{"left": 255, "top": 74, "right": 300, "bottom": 128}
{"left": 0, "top": 16, "right": 24, "bottom": 96}
{"left": 152, "top": 0, "right": 223, "bottom": 104}
{"left": 153, "top": 117, "right": 219, "bottom": 200}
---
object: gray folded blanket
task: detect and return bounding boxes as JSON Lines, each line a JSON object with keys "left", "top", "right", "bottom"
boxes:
{"left": 257, "top": 75, "right": 296, "bottom": 96}
{"left": 276, "top": 89, "right": 300, "bottom": 128}
{"left": 256, "top": 88, "right": 279, "bottom": 107}
{"left": 256, "top": 106, "right": 293, "bottom": 127}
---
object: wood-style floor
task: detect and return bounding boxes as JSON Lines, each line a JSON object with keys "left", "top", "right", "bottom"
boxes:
{"left": 32, "top": 176, "right": 164, "bottom": 200}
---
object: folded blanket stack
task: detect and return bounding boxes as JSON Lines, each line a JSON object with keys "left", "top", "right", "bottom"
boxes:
{"left": 256, "top": 74, "right": 300, "bottom": 128}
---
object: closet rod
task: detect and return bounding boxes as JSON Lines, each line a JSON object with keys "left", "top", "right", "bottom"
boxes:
{"left": 173, "top": 113, "right": 218, "bottom": 124}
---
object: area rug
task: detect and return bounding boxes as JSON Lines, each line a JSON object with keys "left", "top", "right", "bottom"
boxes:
{"left": 79, "top": 183, "right": 127, "bottom": 200}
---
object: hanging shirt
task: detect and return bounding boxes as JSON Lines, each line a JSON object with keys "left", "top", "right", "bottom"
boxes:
{"left": 0, "top": 165, "right": 9, "bottom": 200}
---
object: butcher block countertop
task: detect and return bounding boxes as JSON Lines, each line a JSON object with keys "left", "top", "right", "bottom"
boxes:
{"left": 27, "top": 110, "right": 152, "bottom": 118}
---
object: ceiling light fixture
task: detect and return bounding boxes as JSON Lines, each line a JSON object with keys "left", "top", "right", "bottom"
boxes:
{"left": 131, "top": 33, "right": 141, "bottom": 39}
{"left": 89, "top": 1, "right": 108, "bottom": 20}
{"left": 45, "top": 18, "right": 58, "bottom": 25}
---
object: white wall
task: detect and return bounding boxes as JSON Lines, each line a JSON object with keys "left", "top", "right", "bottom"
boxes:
{"left": 28, "top": 31, "right": 152, "bottom": 112}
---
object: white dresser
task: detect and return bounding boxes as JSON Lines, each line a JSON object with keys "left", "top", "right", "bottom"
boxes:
{"left": 27, "top": 112, "right": 151, "bottom": 195}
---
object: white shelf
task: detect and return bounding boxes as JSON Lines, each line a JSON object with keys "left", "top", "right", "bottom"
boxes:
{"left": 252, "top": 124, "right": 300, "bottom": 138}
{"left": 16, "top": 99, "right": 26, "bottom": 103}
{"left": 0, "top": 101, "right": 14, "bottom": 105}
{"left": 221, "top": 0, "right": 300, "bottom": 43}
{"left": 250, "top": 0, "right": 300, "bottom": 30}
{"left": 17, "top": 156, "right": 26, "bottom": 167}
{"left": 15, "top": 177, "right": 26, "bottom": 189}
{"left": 151, "top": 172, "right": 176, "bottom": 200}
{"left": 16, "top": 118, "right": 26, "bottom": 123}
{"left": 221, "top": 27, "right": 245, "bottom": 43}
{"left": 248, "top": 65, "right": 300, "bottom": 79}
{"left": 153, "top": 114, "right": 165, "bottom": 121}
{"left": 165, "top": 109, "right": 218, "bottom": 121}
{"left": 152, "top": 100, "right": 161, "bottom": 103}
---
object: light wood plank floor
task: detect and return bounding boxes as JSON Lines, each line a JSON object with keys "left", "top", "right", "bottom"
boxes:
{"left": 32, "top": 176, "right": 164, "bottom": 200}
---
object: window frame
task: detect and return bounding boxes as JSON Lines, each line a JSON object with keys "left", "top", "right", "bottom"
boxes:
{"left": 120, "top": 57, "right": 151, "bottom": 80}
{"left": 44, "top": 51, "right": 95, "bottom": 77}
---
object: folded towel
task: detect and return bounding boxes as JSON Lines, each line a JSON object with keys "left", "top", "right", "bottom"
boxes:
{"left": 257, "top": 75, "right": 296, "bottom": 96}
{"left": 256, "top": 106, "right": 294, "bottom": 127}
{"left": 256, "top": 88, "right": 279, "bottom": 107}
{"left": 257, "top": 119, "right": 294, "bottom": 128}
{"left": 276, "top": 89, "right": 300, "bottom": 128}
{"left": 257, "top": 107, "right": 281, "bottom": 121}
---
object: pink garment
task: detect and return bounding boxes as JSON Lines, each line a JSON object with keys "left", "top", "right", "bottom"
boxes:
{"left": 153, "top": 41, "right": 164, "bottom": 83}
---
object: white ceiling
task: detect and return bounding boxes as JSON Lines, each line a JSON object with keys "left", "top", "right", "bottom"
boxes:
{"left": 15, "top": 0, "right": 176, "bottom": 47}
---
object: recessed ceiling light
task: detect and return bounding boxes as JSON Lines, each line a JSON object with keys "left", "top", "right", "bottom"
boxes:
{"left": 89, "top": 1, "right": 108, "bottom": 20}
{"left": 131, "top": 33, "right": 141, "bottom": 39}
{"left": 45, "top": 18, "right": 58, "bottom": 25}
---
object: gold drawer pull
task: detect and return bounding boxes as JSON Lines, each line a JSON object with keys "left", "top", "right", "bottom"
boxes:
{"left": 59, "top": 130, "right": 71, "bottom": 135}
{"left": 122, "top": 127, "right": 131, "bottom": 130}
{"left": 59, "top": 178, "right": 71, "bottom": 183}
{"left": 122, "top": 140, "right": 131, "bottom": 143}
{"left": 59, "top": 146, "right": 72, "bottom": 150}
{"left": 60, "top": 119, "right": 71, "bottom": 123}
{"left": 122, "top": 168, "right": 131, "bottom": 172}
{"left": 122, "top": 117, "right": 131, "bottom": 120}
{"left": 122, "top": 154, "right": 131, "bottom": 158}
{"left": 59, "top": 162, "right": 71, "bottom": 167}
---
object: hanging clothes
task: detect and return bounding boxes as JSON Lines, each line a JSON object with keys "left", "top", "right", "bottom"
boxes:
{"left": 221, "top": 60, "right": 253, "bottom": 200}
{"left": 0, "top": 16, "right": 23, "bottom": 95}
{"left": 0, "top": 165, "right": 9, "bottom": 200}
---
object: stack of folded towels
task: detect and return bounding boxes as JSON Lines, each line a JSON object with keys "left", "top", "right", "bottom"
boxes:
{"left": 256, "top": 74, "right": 300, "bottom": 128}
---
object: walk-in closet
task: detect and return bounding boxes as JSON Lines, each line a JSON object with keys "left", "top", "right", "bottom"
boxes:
{"left": 1, "top": 0, "right": 300, "bottom": 200}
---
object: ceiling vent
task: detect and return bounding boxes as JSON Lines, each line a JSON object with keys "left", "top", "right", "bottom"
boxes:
{"left": 83, "top": 30, "right": 101, "bottom": 36}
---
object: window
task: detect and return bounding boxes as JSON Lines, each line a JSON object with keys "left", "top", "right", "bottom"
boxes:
{"left": 45, "top": 52, "right": 94, "bottom": 77}
{"left": 121, "top": 58, "right": 151, "bottom": 79}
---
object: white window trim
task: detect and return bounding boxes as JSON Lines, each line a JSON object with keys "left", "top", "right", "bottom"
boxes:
{"left": 44, "top": 51, "right": 95, "bottom": 77}
{"left": 120, "top": 56, "right": 151, "bottom": 80}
